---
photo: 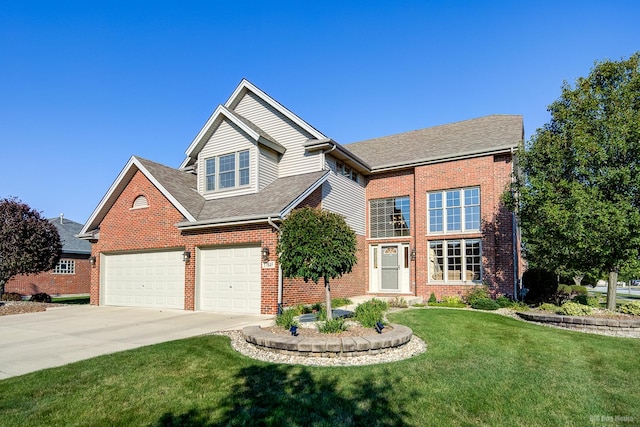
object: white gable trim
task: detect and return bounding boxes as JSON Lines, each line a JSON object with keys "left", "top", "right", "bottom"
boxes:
{"left": 225, "top": 79, "right": 327, "bottom": 141}
{"left": 80, "top": 156, "right": 196, "bottom": 235}
{"left": 280, "top": 170, "right": 330, "bottom": 217}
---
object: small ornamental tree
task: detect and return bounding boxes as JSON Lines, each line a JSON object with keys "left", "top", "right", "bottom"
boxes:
{"left": 277, "top": 207, "right": 357, "bottom": 320}
{"left": 0, "top": 197, "right": 62, "bottom": 296}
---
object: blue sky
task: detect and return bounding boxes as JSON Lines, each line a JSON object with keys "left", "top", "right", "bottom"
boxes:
{"left": 1, "top": 1, "right": 638, "bottom": 223}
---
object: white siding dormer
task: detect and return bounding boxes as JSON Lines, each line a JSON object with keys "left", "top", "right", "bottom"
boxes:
{"left": 198, "top": 119, "right": 257, "bottom": 199}
{"left": 258, "top": 148, "right": 279, "bottom": 190}
{"left": 233, "top": 92, "right": 321, "bottom": 177}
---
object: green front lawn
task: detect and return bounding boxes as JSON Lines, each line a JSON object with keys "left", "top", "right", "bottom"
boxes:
{"left": 1, "top": 309, "right": 638, "bottom": 426}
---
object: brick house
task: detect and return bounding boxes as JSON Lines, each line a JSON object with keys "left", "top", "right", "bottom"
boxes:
{"left": 79, "top": 79, "right": 523, "bottom": 314}
{"left": 6, "top": 215, "right": 91, "bottom": 296}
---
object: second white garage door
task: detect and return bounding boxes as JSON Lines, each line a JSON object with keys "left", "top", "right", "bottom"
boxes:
{"left": 102, "top": 251, "right": 185, "bottom": 309}
{"left": 198, "top": 246, "right": 261, "bottom": 314}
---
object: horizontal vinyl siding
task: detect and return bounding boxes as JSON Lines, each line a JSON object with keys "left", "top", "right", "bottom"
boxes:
{"left": 258, "top": 148, "right": 279, "bottom": 190}
{"left": 234, "top": 92, "right": 321, "bottom": 177}
{"left": 198, "top": 119, "right": 257, "bottom": 199}
{"left": 322, "top": 172, "right": 366, "bottom": 236}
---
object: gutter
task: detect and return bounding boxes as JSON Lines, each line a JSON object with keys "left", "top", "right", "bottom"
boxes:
{"left": 175, "top": 213, "right": 281, "bottom": 231}
{"left": 510, "top": 146, "right": 519, "bottom": 300}
{"left": 268, "top": 217, "right": 284, "bottom": 314}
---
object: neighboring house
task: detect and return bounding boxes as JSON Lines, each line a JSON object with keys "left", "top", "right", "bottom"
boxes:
{"left": 6, "top": 215, "right": 91, "bottom": 296}
{"left": 79, "top": 79, "right": 523, "bottom": 314}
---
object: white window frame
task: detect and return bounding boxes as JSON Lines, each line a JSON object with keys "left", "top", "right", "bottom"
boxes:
{"left": 428, "top": 187, "right": 480, "bottom": 234}
{"left": 335, "top": 161, "right": 359, "bottom": 183}
{"left": 204, "top": 149, "right": 251, "bottom": 192}
{"left": 428, "top": 239, "right": 482, "bottom": 283}
{"left": 53, "top": 259, "right": 75, "bottom": 275}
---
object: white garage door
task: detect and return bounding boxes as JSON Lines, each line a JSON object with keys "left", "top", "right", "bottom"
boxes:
{"left": 198, "top": 246, "right": 261, "bottom": 314}
{"left": 103, "top": 251, "right": 185, "bottom": 309}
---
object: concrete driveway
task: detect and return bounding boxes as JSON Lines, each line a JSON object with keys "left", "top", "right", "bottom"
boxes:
{"left": 0, "top": 305, "right": 273, "bottom": 379}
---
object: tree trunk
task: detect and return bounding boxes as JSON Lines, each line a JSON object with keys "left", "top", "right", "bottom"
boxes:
{"left": 607, "top": 269, "right": 618, "bottom": 311}
{"left": 0, "top": 279, "right": 5, "bottom": 297}
{"left": 324, "top": 277, "right": 333, "bottom": 320}
{"left": 572, "top": 275, "right": 584, "bottom": 286}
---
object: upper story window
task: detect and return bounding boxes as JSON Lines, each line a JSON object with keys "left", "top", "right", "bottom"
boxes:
{"left": 370, "top": 196, "right": 410, "bottom": 238}
{"left": 428, "top": 187, "right": 480, "bottom": 233}
{"left": 336, "top": 161, "right": 359, "bottom": 183}
{"left": 205, "top": 149, "right": 250, "bottom": 192}
{"left": 53, "top": 259, "right": 75, "bottom": 275}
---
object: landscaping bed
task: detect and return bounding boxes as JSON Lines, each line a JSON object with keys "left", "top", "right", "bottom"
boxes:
{"left": 0, "top": 301, "right": 63, "bottom": 316}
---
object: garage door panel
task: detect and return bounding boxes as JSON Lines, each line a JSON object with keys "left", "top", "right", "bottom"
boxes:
{"left": 198, "top": 246, "right": 261, "bottom": 314}
{"left": 103, "top": 251, "right": 185, "bottom": 310}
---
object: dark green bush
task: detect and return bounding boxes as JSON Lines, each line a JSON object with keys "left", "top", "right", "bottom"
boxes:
{"left": 354, "top": 298, "right": 388, "bottom": 327}
{"left": 471, "top": 298, "right": 500, "bottom": 310}
{"left": 570, "top": 285, "right": 588, "bottom": 296}
{"left": 1, "top": 292, "right": 23, "bottom": 301}
{"left": 428, "top": 292, "right": 437, "bottom": 303}
{"left": 522, "top": 268, "right": 557, "bottom": 303}
{"left": 317, "top": 317, "right": 348, "bottom": 333}
{"left": 275, "top": 308, "right": 299, "bottom": 330}
{"left": 311, "top": 302, "right": 323, "bottom": 312}
{"left": 30, "top": 293, "right": 51, "bottom": 303}
{"left": 496, "top": 295, "right": 513, "bottom": 308}
{"left": 572, "top": 294, "right": 600, "bottom": 307}
{"left": 464, "top": 285, "right": 490, "bottom": 305}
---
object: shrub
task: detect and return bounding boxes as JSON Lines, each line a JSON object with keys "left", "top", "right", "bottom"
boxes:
{"left": 428, "top": 292, "right": 437, "bottom": 303}
{"left": 471, "top": 298, "right": 500, "bottom": 310}
{"left": 570, "top": 285, "right": 588, "bottom": 296}
{"left": 317, "top": 317, "right": 348, "bottom": 333}
{"left": 464, "top": 285, "right": 490, "bottom": 305}
{"left": 388, "top": 297, "right": 408, "bottom": 308}
{"left": 354, "top": 298, "right": 388, "bottom": 327}
{"left": 538, "top": 303, "right": 559, "bottom": 312}
{"left": 559, "top": 302, "right": 593, "bottom": 316}
{"left": 554, "top": 284, "right": 573, "bottom": 305}
{"left": 510, "top": 301, "right": 530, "bottom": 311}
{"left": 311, "top": 302, "right": 323, "bottom": 312}
{"left": 496, "top": 295, "right": 513, "bottom": 308}
{"left": 331, "top": 298, "right": 352, "bottom": 308}
{"left": 413, "top": 303, "right": 426, "bottom": 307}
{"left": 30, "top": 293, "right": 51, "bottom": 303}
{"left": 275, "top": 308, "right": 299, "bottom": 330}
{"left": 429, "top": 295, "right": 467, "bottom": 308}
{"left": 572, "top": 294, "right": 600, "bottom": 308}
{"left": 1, "top": 292, "right": 23, "bottom": 301}
{"left": 522, "top": 268, "right": 557, "bottom": 303}
{"left": 619, "top": 301, "right": 640, "bottom": 316}
{"left": 315, "top": 308, "right": 328, "bottom": 321}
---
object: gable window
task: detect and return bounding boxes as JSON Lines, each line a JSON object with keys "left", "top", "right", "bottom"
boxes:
{"left": 336, "top": 161, "right": 359, "bottom": 183}
{"left": 429, "top": 239, "right": 481, "bottom": 282}
{"left": 53, "top": 259, "right": 75, "bottom": 275}
{"left": 205, "top": 149, "right": 250, "bottom": 192}
{"left": 132, "top": 195, "right": 148, "bottom": 209}
{"left": 370, "top": 196, "right": 410, "bottom": 238}
{"left": 428, "top": 187, "right": 480, "bottom": 233}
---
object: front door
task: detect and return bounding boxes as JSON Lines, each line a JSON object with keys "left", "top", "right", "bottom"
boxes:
{"left": 381, "top": 246, "right": 399, "bottom": 290}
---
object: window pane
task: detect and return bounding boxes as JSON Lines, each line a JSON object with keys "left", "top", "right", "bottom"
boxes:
{"left": 219, "top": 153, "right": 235, "bottom": 188}
{"left": 446, "top": 190, "right": 460, "bottom": 207}
{"left": 239, "top": 150, "right": 250, "bottom": 186}
{"left": 369, "top": 197, "right": 410, "bottom": 238}
{"left": 465, "top": 206, "right": 480, "bottom": 230}
{"left": 205, "top": 158, "right": 216, "bottom": 191}
{"left": 447, "top": 207, "right": 461, "bottom": 231}
{"left": 464, "top": 188, "right": 479, "bottom": 205}
{"left": 447, "top": 241, "right": 461, "bottom": 281}
{"left": 429, "top": 193, "right": 442, "bottom": 209}
{"left": 465, "top": 240, "right": 482, "bottom": 281}
{"left": 429, "top": 242, "right": 444, "bottom": 281}
{"left": 429, "top": 210, "right": 443, "bottom": 232}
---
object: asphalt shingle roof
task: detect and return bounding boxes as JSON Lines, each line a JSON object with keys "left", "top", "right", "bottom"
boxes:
{"left": 345, "top": 115, "right": 523, "bottom": 170}
{"left": 48, "top": 217, "right": 91, "bottom": 254}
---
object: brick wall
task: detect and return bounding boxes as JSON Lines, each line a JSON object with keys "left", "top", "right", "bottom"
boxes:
{"left": 5, "top": 254, "right": 91, "bottom": 296}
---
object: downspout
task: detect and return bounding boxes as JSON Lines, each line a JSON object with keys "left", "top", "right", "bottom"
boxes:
{"left": 413, "top": 168, "right": 418, "bottom": 296}
{"left": 268, "top": 217, "right": 283, "bottom": 314}
{"left": 510, "top": 146, "right": 519, "bottom": 300}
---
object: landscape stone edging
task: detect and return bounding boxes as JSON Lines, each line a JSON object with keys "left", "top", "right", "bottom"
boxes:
{"left": 516, "top": 311, "right": 640, "bottom": 332}
{"left": 242, "top": 324, "right": 413, "bottom": 357}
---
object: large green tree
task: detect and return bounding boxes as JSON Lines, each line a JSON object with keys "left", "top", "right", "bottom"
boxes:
{"left": 277, "top": 207, "right": 357, "bottom": 320}
{"left": 0, "top": 197, "right": 62, "bottom": 296}
{"left": 506, "top": 53, "right": 640, "bottom": 310}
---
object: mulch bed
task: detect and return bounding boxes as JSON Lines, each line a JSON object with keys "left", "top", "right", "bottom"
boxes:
{"left": 0, "top": 301, "right": 64, "bottom": 316}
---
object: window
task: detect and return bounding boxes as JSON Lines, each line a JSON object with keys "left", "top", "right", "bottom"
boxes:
{"left": 428, "top": 187, "right": 480, "bottom": 233}
{"left": 53, "top": 259, "right": 75, "bottom": 275}
{"left": 336, "top": 161, "right": 359, "bottom": 183}
{"left": 370, "top": 197, "right": 410, "bottom": 238}
{"left": 429, "top": 239, "right": 481, "bottom": 282}
{"left": 205, "top": 149, "right": 250, "bottom": 192}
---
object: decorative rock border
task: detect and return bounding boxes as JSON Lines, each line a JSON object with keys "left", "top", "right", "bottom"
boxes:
{"left": 243, "top": 324, "right": 413, "bottom": 358}
{"left": 516, "top": 311, "right": 640, "bottom": 335}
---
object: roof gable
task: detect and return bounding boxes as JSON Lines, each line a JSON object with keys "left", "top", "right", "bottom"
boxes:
{"left": 80, "top": 156, "right": 201, "bottom": 235}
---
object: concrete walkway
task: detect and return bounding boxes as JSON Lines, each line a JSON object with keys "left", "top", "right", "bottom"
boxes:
{"left": 0, "top": 305, "right": 273, "bottom": 379}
